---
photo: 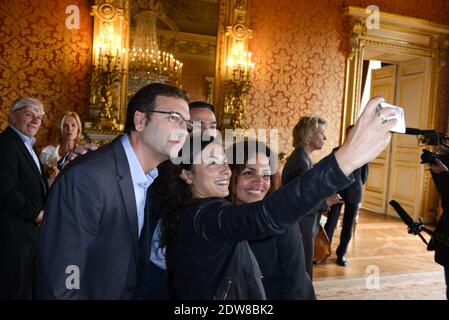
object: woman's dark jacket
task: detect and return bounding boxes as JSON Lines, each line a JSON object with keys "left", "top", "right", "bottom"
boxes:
{"left": 168, "top": 153, "right": 353, "bottom": 299}
{"left": 249, "top": 223, "right": 316, "bottom": 299}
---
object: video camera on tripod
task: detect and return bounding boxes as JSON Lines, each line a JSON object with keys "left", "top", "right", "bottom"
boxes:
{"left": 389, "top": 200, "right": 449, "bottom": 248}
{"left": 402, "top": 128, "right": 449, "bottom": 165}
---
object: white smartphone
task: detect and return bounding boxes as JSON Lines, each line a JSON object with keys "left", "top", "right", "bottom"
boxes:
{"left": 377, "top": 102, "right": 406, "bottom": 133}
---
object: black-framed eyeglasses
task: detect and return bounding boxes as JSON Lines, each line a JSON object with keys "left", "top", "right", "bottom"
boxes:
{"left": 146, "top": 110, "right": 193, "bottom": 133}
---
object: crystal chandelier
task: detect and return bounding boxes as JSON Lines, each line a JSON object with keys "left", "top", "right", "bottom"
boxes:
{"left": 128, "top": 6, "right": 183, "bottom": 94}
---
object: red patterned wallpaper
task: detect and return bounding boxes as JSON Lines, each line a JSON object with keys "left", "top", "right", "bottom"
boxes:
{"left": 249, "top": 0, "right": 449, "bottom": 162}
{"left": 0, "top": 0, "right": 92, "bottom": 149}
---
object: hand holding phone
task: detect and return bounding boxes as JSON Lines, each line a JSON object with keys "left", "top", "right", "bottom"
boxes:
{"left": 377, "top": 102, "right": 406, "bottom": 133}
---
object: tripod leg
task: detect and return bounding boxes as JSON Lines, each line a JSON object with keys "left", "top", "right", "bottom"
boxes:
{"left": 417, "top": 233, "right": 429, "bottom": 246}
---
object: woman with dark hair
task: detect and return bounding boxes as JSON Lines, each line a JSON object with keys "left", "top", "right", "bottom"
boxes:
{"left": 227, "top": 139, "right": 315, "bottom": 299}
{"left": 155, "top": 97, "right": 396, "bottom": 299}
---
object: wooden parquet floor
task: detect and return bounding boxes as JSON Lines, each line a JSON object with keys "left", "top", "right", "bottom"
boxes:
{"left": 313, "top": 209, "right": 447, "bottom": 299}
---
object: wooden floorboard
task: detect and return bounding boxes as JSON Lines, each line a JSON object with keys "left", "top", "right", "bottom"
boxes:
{"left": 312, "top": 209, "right": 446, "bottom": 299}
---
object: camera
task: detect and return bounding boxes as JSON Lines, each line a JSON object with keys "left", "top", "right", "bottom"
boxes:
{"left": 420, "top": 149, "right": 449, "bottom": 165}
{"left": 403, "top": 129, "right": 449, "bottom": 165}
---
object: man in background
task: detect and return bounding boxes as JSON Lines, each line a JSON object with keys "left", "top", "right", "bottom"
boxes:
{"left": 324, "top": 125, "right": 369, "bottom": 267}
{"left": 189, "top": 101, "right": 217, "bottom": 139}
{"left": 0, "top": 97, "right": 47, "bottom": 299}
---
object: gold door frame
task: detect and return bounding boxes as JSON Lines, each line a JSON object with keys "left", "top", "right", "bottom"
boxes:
{"left": 343, "top": 6, "right": 449, "bottom": 218}
{"left": 343, "top": 6, "right": 449, "bottom": 140}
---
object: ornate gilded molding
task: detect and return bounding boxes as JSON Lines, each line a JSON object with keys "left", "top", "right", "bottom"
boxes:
{"left": 220, "top": 0, "right": 253, "bottom": 130}
{"left": 344, "top": 6, "right": 449, "bottom": 221}
{"left": 158, "top": 30, "right": 217, "bottom": 57}
{"left": 348, "top": 20, "right": 365, "bottom": 61}
{"left": 91, "top": 0, "right": 124, "bottom": 22}
{"left": 214, "top": 0, "right": 228, "bottom": 129}
{"left": 361, "top": 37, "right": 434, "bottom": 57}
{"left": 343, "top": 6, "right": 449, "bottom": 140}
{"left": 87, "top": 0, "right": 129, "bottom": 136}
{"left": 87, "top": 0, "right": 247, "bottom": 135}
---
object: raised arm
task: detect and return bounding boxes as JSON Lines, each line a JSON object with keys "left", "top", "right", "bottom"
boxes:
{"left": 193, "top": 97, "right": 397, "bottom": 243}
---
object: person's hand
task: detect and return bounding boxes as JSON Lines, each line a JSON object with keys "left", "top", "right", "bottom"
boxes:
{"left": 61, "top": 143, "right": 98, "bottom": 169}
{"left": 335, "top": 96, "right": 397, "bottom": 176}
{"left": 35, "top": 210, "right": 44, "bottom": 224}
{"left": 48, "top": 166, "right": 60, "bottom": 177}
{"left": 326, "top": 194, "right": 343, "bottom": 207}
{"left": 429, "top": 158, "right": 448, "bottom": 174}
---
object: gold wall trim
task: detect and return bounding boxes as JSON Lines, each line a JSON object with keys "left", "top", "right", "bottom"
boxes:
{"left": 158, "top": 30, "right": 217, "bottom": 58}
{"left": 214, "top": 0, "right": 229, "bottom": 129}
{"left": 344, "top": 6, "right": 449, "bottom": 220}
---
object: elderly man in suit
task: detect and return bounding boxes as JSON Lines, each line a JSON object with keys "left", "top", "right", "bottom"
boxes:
{"left": 324, "top": 125, "right": 369, "bottom": 267}
{"left": 37, "top": 83, "right": 192, "bottom": 299}
{"left": 0, "top": 97, "right": 48, "bottom": 299}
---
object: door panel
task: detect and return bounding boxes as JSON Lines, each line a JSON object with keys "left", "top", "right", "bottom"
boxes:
{"left": 386, "top": 59, "right": 429, "bottom": 218}
{"left": 361, "top": 65, "right": 396, "bottom": 213}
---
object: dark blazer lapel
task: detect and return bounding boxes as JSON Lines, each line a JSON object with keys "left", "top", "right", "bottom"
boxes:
{"left": 113, "top": 137, "right": 139, "bottom": 262}
{"left": 7, "top": 127, "right": 47, "bottom": 194}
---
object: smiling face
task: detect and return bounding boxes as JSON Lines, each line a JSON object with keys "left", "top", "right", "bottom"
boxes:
{"left": 10, "top": 105, "right": 43, "bottom": 137}
{"left": 234, "top": 152, "right": 271, "bottom": 204}
{"left": 61, "top": 115, "right": 79, "bottom": 142}
{"left": 183, "top": 142, "right": 232, "bottom": 198}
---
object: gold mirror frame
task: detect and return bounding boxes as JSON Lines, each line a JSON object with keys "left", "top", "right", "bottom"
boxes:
{"left": 88, "top": 0, "right": 250, "bottom": 135}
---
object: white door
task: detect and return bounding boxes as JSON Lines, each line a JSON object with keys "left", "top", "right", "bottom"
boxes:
{"left": 362, "top": 59, "right": 430, "bottom": 219}
{"left": 362, "top": 65, "right": 396, "bottom": 214}
{"left": 385, "top": 58, "right": 430, "bottom": 218}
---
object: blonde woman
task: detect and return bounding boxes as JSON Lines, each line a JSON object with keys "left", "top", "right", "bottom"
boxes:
{"left": 39, "top": 111, "right": 84, "bottom": 186}
{"left": 281, "top": 116, "right": 342, "bottom": 279}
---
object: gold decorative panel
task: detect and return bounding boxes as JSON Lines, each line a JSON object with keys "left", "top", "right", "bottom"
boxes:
{"left": 0, "top": 0, "right": 92, "bottom": 149}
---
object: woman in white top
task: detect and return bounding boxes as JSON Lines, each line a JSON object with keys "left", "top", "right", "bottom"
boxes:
{"left": 39, "top": 111, "right": 84, "bottom": 186}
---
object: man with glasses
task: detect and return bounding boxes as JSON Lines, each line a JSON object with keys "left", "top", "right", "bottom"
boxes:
{"left": 137, "top": 100, "right": 218, "bottom": 300}
{"left": 58, "top": 98, "right": 219, "bottom": 300}
{"left": 0, "top": 97, "right": 48, "bottom": 299}
{"left": 37, "top": 83, "right": 191, "bottom": 299}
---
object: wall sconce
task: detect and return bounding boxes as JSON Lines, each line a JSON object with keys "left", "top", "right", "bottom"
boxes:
{"left": 224, "top": 42, "right": 254, "bottom": 129}
{"left": 86, "top": 0, "right": 126, "bottom": 139}
{"left": 91, "top": 26, "right": 124, "bottom": 131}
{"left": 222, "top": 0, "right": 253, "bottom": 130}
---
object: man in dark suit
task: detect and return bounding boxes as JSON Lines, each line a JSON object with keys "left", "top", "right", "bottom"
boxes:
{"left": 324, "top": 125, "right": 369, "bottom": 267}
{"left": 37, "top": 83, "right": 191, "bottom": 299}
{"left": 0, "top": 97, "right": 48, "bottom": 299}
